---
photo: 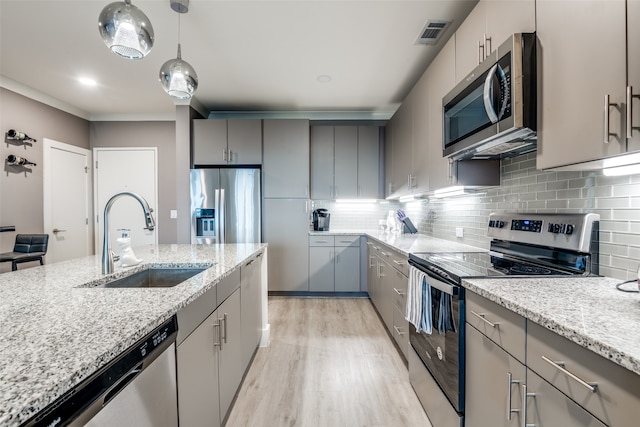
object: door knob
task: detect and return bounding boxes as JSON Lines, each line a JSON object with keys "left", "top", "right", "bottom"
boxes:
{"left": 52, "top": 228, "right": 67, "bottom": 233}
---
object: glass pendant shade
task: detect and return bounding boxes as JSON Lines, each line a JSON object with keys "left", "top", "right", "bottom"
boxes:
{"left": 159, "top": 44, "right": 198, "bottom": 99}
{"left": 98, "top": 0, "right": 154, "bottom": 59}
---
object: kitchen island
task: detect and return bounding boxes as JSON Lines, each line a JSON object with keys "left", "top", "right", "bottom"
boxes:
{"left": 0, "top": 243, "right": 266, "bottom": 426}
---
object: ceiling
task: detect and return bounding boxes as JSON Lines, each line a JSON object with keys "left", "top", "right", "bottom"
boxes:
{"left": 0, "top": 0, "right": 477, "bottom": 121}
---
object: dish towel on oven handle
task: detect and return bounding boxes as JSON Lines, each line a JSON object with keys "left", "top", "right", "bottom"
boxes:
{"left": 406, "top": 266, "right": 433, "bottom": 334}
{"left": 437, "top": 292, "right": 457, "bottom": 334}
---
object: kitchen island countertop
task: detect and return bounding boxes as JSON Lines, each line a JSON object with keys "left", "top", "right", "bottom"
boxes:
{"left": 0, "top": 243, "right": 266, "bottom": 426}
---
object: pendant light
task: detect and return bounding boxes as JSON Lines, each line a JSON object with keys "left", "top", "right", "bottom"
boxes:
{"left": 159, "top": 0, "right": 198, "bottom": 100}
{"left": 98, "top": 0, "right": 155, "bottom": 59}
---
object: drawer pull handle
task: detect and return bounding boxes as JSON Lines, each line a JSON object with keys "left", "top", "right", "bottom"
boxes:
{"left": 522, "top": 384, "right": 536, "bottom": 427}
{"left": 393, "top": 260, "right": 405, "bottom": 266}
{"left": 393, "top": 287, "right": 405, "bottom": 296}
{"left": 470, "top": 310, "right": 499, "bottom": 328}
{"left": 315, "top": 240, "right": 329, "bottom": 243}
{"left": 541, "top": 356, "right": 598, "bottom": 392}
{"left": 507, "top": 372, "right": 521, "bottom": 421}
{"left": 393, "top": 325, "right": 406, "bottom": 336}
{"left": 380, "top": 251, "right": 388, "bottom": 257}
{"left": 339, "top": 240, "right": 353, "bottom": 243}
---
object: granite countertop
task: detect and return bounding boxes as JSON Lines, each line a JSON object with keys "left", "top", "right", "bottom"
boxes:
{"left": 463, "top": 276, "right": 640, "bottom": 376}
{"left": 309, "top": 229, "right": 486, "bottom": 256}
{"left": 0, "top": 243, "right": 266, "bottom": 426}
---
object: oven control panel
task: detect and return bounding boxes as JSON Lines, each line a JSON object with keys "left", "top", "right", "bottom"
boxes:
{"left": 511, "top": 219, "right": 542, "bottom": 232}
{"left": 487, "top": 213, "right": 600, "bottom": 253}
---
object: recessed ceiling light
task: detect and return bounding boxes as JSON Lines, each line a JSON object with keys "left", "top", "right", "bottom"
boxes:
{"left": 317, "top": 75, "right": 332, "bottom": 83}
{"left": 78, "top": 77, "right": 97, "bottom": 87}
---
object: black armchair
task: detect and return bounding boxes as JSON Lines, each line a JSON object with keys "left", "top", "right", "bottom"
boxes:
{"left": 0, "top": 234, "right": 49, "bottom": 271}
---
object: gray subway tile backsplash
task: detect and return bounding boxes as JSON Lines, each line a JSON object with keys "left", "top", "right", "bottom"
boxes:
{"left": 314, "top": 152, "right": 640, "bottom": 281}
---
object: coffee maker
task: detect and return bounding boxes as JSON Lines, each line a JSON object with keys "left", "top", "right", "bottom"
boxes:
{"left": 312, "top": 209, "right": 330, "bottom": 231}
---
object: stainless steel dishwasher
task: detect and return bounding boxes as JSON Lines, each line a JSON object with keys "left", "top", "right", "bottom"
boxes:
{"left": 22, "top": 316, "right": 178, "bottom": 427}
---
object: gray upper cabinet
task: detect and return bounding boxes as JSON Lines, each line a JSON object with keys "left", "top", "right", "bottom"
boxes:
{"left": 227, "top": 119, "right": 262, "bottom": 165}
{"left": 333, "top": 126, "right": 358, "bottom": 199}
{"left": 411, "top": 68, "right": 430, "bottom": 195}
{"left": 536, "top": 0, "right": 627, "bottom": 169}
{"left": 192, "top": 119, "right": 262, "bottom": 166}
{"left": 384, "top": 122, "right": 394, "bottom": 198}
{"left": 310, "top": 125, "right": 381, "bottom": 200}
{"left": 192, "top": 119, "right": 227, "bottom": 165}
{"left": 454, "top": 0, "right": 535, "bottom": 84}
{"left": 263, "top": 119, "right": 310, "bottom": 198}
{"left": 426, "top": 36, "right": 456, "bottom": 190}
{"left": 310, "top": 126, "right": 334, "bottom": 199}
{"left": 357, "top": 126, "right": 381, "bottom": 199}
{"left": 389, "top": 99, "right": 413, "bottom": 198}
{"left": 627, "top": 0, "right": 640, "bottom": 152}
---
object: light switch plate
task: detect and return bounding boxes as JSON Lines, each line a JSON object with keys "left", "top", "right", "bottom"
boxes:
{"left": 456, "top": 227, "right": 464, "bottom": 237}
{"left": 170, "top": 210, "right": 177, "bottom": 219}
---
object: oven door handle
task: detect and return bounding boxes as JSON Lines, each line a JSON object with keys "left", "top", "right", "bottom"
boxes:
{"left": 423, "top": 273, "right": 456, "bottom": 295}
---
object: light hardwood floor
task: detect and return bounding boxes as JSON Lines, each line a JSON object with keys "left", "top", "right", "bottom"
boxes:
{"left": 225, "top": 297, "right": 432, "bottom": 427}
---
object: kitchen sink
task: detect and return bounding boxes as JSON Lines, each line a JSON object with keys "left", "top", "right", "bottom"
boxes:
{"left": 97, "top": 267, "right": 207, "bottom": 289}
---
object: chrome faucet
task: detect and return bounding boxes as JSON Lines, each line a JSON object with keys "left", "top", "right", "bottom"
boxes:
{"left": 102, "top": 192, "right": 156, "bottom": 274}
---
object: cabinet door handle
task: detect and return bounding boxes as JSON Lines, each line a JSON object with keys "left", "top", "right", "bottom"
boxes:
{"left": 393, "top": 325, "right": 406, "bottom": 336}
{"left": 393, "top": 287, "right": 405, "bottom": 296}
{"left": 507, "top": 372, "right": 521, "bottom": 421}
{"left": 470, "top": 310, "right": 499, "bottom": 328}
{"left": 522, "top": 384, "right": 536, "bottom": 427}
{"left": 369, "top": 255, "right": 375, "bottom": 268}
{"left": 627, "top": 86, "right": 640, "bottom": 138}
{"left": 223, "top": 148, "right": 228, "bottom": 161}
{"left": 393, "top": 260, "right": 405, "bottom": 266}
{"left": 478, "top": 41, "right": 485, "bottom": 66}
{"left": 223, "top": 313, "right": 228, "bottom": 344}
{"left": 604, "top": 94, "right": 620, "bottom": 143}
{"left": 540, "top": 356, "right": 598, "bottom": 392}
{"left": 213, "top": 320, "right": 222, "bottom": 349}
{"left": 484, "top": 33, "right": 492, "bottom": 58}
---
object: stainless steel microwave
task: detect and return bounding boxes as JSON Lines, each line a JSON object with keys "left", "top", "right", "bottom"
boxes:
{"left": 443, "top": 32, "right": 537, "bottom": 160}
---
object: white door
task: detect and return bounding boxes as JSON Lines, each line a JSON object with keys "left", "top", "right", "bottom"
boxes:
{"left": 43, "top": 139, "right": 92, "bottom": 263}
{"left": 94, "top": 148, "right": 158, "bottom": 254}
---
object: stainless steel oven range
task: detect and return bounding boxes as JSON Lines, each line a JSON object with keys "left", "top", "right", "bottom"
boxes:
{"left": 407, "top": 213, "right": 600, "bottom": 427}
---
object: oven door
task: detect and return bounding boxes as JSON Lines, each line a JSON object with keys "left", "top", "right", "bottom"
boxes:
{"left": 409, "top": 272, "right": 465, "bottom": 413}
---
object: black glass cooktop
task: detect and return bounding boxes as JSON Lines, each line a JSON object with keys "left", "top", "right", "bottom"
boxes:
{"left": 409, "top": 250, "right": 576, "bottom": 284}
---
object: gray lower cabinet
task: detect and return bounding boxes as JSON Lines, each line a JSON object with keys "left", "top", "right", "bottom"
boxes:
{"left": 334, "top": 244, "right": 360, "bottom": 292}
{"left": 263, "top": 198, "right": 310, "bottom": 292}
{"left": 525, "top": 369, "right": 606, "bottom": 427}
{"left": 467, "top": 291, "right": 640, "bottom": 427}
{"left": 218, "top": 289, "right": 242, "bottom": 421}
{"left": 240, "top": 252, "right": 263, "bottom": 369}
{"left": 309, "top": 235, "right": 360, "bottom": 292}
{"left": 177, "top": 307, "right": 222, "bottom": 427}
{"left": 465, "top": 325, "right": 525, "bottom": 427}
{"left": 177, "top": 266, "right": 257, "bottom": 427}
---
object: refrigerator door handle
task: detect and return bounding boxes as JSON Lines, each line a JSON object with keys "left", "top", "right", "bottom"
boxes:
{"left": 219, "top": 188, "right": 225, "bottom": 243}
{"left": 214, "top": 189, "right": 220, "bottom": 243}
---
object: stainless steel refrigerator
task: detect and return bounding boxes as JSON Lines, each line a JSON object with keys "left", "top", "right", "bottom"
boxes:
{"left": 190, "top": 168, "right": 261, "bottom": 244}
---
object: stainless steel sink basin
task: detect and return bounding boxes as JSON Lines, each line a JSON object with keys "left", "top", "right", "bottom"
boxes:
{"left": 98, "top": 268, "right": 206, "bottom": 289}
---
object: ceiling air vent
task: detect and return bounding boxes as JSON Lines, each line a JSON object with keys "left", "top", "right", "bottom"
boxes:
{"left": 416, "top": 20, "right": 451, "bottom": 45}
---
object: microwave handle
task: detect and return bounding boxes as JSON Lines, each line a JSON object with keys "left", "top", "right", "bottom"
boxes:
{"left": 483, "top": 63, "right": 500, "bottom": 123}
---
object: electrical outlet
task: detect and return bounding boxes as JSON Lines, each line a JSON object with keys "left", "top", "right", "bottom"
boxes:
{"left": 170, "top": 210, "right": 177, "bottom": 219}
{"left": 456, "top": 227, "right": 464, "bottom": 238}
